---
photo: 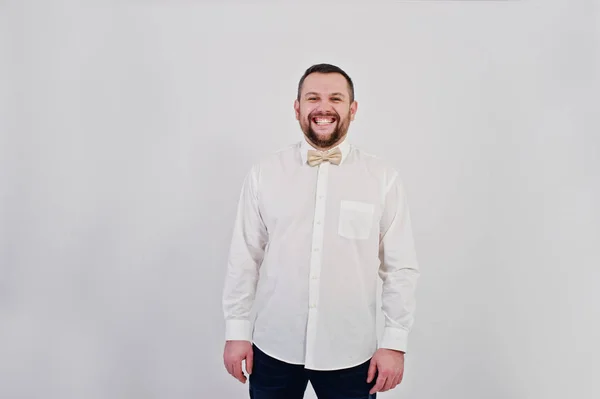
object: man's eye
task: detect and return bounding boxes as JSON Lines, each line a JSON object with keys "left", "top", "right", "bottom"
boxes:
{"left": 308, "top": 97, "right": 317, "bottom": 101}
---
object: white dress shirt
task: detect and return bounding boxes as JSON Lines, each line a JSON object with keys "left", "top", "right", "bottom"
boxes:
{"left": 222, "top": 137, "right": 420, "bottom": 371}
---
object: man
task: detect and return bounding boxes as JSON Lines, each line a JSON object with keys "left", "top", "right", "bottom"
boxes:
{"left": 222, "top": 63, "right": 420, "bottom": 399}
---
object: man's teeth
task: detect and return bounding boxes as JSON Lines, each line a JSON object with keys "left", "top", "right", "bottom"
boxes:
{"left": 314, "top": 118, "right": 334, "bottom": 125}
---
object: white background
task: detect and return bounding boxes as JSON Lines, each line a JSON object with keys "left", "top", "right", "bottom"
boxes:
{"left": 1, "top": 0, "right": 599, "bottom": 398}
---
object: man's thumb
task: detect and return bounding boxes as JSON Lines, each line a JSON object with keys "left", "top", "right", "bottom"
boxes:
{"left": 366, "top": 358, "right": 377, "bottom": 383}
{"left": 246, "top": 350, "right": 254, "bottom": 375}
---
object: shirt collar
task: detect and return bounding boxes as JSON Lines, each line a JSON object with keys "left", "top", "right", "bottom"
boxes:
{"left": 299, "top": 137, "right": 351, "bottom": 166}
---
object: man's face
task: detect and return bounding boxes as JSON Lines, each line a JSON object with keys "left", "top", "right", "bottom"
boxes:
{"left": 294, "top": 72, "right": 358, "bottom": 150}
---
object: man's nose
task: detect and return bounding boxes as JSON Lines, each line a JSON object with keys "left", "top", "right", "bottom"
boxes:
{"left": 316, "top": 103, "right": 334, "bottom": 112}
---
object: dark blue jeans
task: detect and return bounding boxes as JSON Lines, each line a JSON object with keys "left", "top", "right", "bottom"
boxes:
{"left": 249, "top": 344, "right": 377, "bottom": 399}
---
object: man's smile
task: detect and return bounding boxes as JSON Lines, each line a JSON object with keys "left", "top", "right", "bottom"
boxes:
{"left": 312, "top": 116, "right": 337, "bottom": 126}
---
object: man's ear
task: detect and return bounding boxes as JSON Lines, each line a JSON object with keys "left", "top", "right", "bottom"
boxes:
{"left": 350, "top": 101, "right": 358, "bottom": 121}
{"left": 294, "top": 99, "right": 300, "bottom": 120}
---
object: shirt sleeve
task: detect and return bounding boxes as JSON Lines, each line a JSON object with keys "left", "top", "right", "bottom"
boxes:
{"left": 377, "top": 170, "right": 420, "bottom": 353}
{"left": 222, "top": 164, "right": 268, "bottom": 342}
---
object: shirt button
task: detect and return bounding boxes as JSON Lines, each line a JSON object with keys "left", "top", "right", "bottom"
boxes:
{"left": 311, "top": 275, "right": 318, "bottom": 280}
{"left": 316, "top": 221, "right": 321, "bottom": 225}
{"left": 313, "top": 248, "right": 320, "bottom": 252}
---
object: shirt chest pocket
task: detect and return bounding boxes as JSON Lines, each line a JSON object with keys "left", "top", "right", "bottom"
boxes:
{"left": 338, "top": 200, "right": 375, "bottom": 240}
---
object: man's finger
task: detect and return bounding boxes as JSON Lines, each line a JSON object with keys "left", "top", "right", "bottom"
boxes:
{"left": 393, "top": 372, "right": 403, "bottom": 387}
{"left": 224, "top": 360, "right": 233, "bottom": 377}
{"left": 397, "top": 370, "right": 404, "bottom": 385}
{"left": 366, "top": 359, "right": 377, "bottom": 383}
{"left": 382, "top": 374, "right": 395, "bottom": 391}
{"left": 245, "top": 350, "right": 254, "bottom": 375}
{"left": 232, "top": 362, "right": 246, "bottom": 383}
{"left": 370, "top": 374, "right": 387, "bottom": 394}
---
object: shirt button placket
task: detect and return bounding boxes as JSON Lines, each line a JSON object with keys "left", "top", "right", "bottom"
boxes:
{"left": 305, "top": 161, "right": 329, "bottom": 368}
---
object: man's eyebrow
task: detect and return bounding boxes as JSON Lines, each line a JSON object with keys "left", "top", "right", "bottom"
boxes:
{"left": 304, "top": 92, "right": 346, "bottom": 97}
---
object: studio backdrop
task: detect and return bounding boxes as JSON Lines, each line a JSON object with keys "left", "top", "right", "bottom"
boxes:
{"left": 1, "top": 1, "right": 598, "bottom": 398}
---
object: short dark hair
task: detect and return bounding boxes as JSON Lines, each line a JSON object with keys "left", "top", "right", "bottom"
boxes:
{"left": 297, "top": 63, "right": 355, "bottom": 103}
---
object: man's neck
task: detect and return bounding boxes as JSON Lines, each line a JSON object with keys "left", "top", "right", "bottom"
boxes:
{"left": 304, "top": 136, "right": 346, "bottom": 152}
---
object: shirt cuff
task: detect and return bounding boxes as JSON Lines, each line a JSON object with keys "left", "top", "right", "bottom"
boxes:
{"left": 379, "top": 326, "right": 409, "bottom": 353}
{"left": 225, "top": 319, "right": 253, "bottom": 341}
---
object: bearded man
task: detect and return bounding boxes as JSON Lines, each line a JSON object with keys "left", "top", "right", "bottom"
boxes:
{"left": 222, "top": 63, "right": 420, "bottom": 399}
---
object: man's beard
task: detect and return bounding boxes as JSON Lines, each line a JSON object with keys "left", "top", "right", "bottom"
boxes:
{"left": 302, "top": 110, "right": 350, "bottom": 149}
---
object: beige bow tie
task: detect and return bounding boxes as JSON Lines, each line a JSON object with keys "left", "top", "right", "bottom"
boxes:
{"left": 307, "top": 148, "right": 342, "bottom": 166}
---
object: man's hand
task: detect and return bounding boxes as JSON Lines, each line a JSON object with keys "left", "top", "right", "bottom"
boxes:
{"left": 223, "top": 340, "right": 253, "bottom": 384}
{"left": 367, "top": 348, "right": 405, "bottom": 394}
